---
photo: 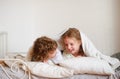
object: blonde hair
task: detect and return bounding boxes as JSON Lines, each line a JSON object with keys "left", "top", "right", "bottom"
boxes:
{"left": 60, "top": 28, "right": 81, "bottom": 47}
{"left": 60, "top": 28, "right": 84, "bottom": 55}
{"left": 31, "top": 36, "right": 57, "bottom": 62}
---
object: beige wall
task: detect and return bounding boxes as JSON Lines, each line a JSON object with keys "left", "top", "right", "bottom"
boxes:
{"left": 0, "top": 0, "right": 120, "bottom": 55}
{"left": 115, "top": 0, "right": 120, "bottom": 53}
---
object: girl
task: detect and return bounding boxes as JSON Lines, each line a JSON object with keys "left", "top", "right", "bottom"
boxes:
{"left": 27, "top": 36, "right": 63, "bottom": 65}
{"left": 60, "top": 28, "right": 119, "bottom": 68}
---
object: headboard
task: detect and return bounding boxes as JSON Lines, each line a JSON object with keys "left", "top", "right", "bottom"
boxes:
{"left": 0, "top": 32, "right": 7, "bottom": 58}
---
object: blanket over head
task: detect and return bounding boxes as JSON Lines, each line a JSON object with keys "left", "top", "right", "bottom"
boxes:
{"left": 80, "top": 32, "right": 120, "bottom": 69}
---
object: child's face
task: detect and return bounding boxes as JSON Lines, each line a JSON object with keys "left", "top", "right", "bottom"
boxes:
{"left": 48, "top": 49, "right": 57, "bottom": 59}
{"left": 63, "top": 37, "right": 81, "bottom": 55}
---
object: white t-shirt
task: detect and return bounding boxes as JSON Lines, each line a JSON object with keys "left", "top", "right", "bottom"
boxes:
{"left": 51, "top": 49, "right": 63, "bottom": 64}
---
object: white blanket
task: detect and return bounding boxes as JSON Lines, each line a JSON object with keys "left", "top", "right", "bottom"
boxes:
{"left": 80, "top": 32, "right": 120, "bottom": 69}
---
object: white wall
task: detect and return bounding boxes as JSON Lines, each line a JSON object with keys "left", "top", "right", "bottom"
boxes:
{"left": 0, "top": 0, "right": 120, "bottom": 55}
{"left": 0, "top": 0, "right": 36, "bottom": 53}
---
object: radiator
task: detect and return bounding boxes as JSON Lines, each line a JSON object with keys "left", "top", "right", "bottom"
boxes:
{"left": 0, "top": 32, "right": 7, "bottom": 58}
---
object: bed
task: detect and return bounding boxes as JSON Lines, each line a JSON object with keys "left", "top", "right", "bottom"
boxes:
{"left": 0, "top": 64, "right": 120, "bottom": 79}
{"left": 0, "top": 32, "right": 120, "bottom": 79}
{"left": 0, "top": 53, "right": 120, "bottom": 79}
{"left": 0, "top": 67, "right": 118, "bottom": 79}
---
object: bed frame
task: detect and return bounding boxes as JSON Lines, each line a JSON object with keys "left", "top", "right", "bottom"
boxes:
{"left": 0, "top": 32, "right": 7, "bottom": 58}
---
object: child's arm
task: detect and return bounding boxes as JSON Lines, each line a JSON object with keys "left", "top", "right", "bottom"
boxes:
{"left": 0, "top": 60, "right": 7, "bottom": 66}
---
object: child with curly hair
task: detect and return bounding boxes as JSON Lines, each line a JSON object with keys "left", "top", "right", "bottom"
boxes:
{"left": 27, "top": 36, "right": 63, "bottom": 64}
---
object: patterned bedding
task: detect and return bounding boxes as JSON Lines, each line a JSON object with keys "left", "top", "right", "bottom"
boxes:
{"left": 0, "top": 63, "right": 120, "bottom": 79}
{"left": 0, "top": 52, "right": 120, "bottom": 79}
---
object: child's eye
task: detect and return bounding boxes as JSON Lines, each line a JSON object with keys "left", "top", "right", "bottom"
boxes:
{"left": 70, "top": 43, "right": 73, "bottom": 46}
{"left": 65, "top": 44, "right": 68, "bottom": 46}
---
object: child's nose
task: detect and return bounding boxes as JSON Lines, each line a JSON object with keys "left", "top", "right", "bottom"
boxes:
{"left": 67, "top": 45, "right": 71, "bottom": 50}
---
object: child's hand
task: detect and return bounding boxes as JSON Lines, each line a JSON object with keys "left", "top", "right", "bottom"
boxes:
{"left": 0, "top": 60, "right": 6, "bottom": 66}
{"left": 0, "top": 60, "right": 4, "bottom": 64}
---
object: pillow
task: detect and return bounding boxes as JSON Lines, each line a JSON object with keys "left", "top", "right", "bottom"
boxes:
{"left": 59, "top": 57, "right": 114, "bottom": 75}
{"left": 22, "top": 62, "right": 74, "bottom": 78}
{"left": 4, "top": 54, "right": 26, "bottom": 67}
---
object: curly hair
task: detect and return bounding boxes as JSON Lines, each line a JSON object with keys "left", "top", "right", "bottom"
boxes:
{"left": 31, "top": 36, "right": 58, "bottom": 62}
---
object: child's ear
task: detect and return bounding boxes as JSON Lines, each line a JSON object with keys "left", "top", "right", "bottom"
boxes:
{"left": 78, "top": 40, "right": 82, "bottom": 45}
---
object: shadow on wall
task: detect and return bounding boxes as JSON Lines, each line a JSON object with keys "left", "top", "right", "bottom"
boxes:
{"left": 115, "top": 0, "right": 120, "bottom": 52}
